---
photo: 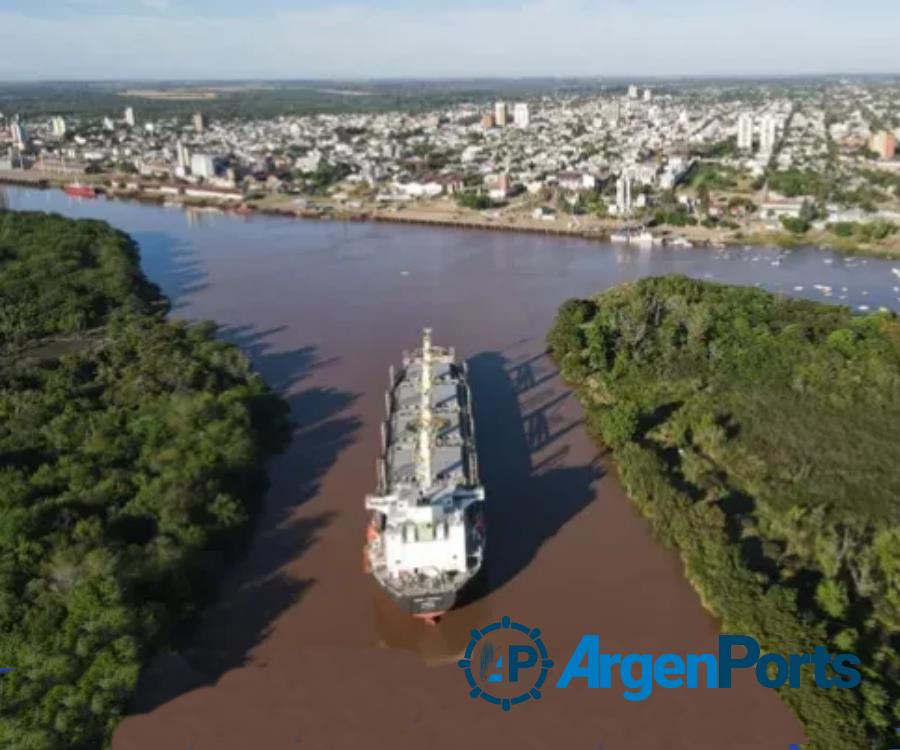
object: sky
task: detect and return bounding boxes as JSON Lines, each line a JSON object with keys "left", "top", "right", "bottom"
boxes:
{"left": 1, "top": 0, "right": 899, "bottom": 80}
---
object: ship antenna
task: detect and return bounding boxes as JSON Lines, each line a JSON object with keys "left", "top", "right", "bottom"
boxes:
{"left": 416, "top": 327, "right": 433, "bottom": 489}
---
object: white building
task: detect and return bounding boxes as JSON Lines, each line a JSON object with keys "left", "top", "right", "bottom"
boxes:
{"left": 643, "top": 88, "right": 652, "bottom": 102}
{"left": 606, "top": 100, "right": 621, "bottom": 127}
{"left": 395, "top": 180, "right": 443, "bottom": 199}
{"left": 124, "top": 107, "right": 136, "bottom": 128}
{"left": 558, "top": 172, "right": 596, "bottom": 191}
{"left": 660, "top": 157, "right": 692, "bottom": 190}
{"left": 102, "top": 117, "right": 115, "bottom": 132}
{"left": 9, "top": 121, "right": 27, "bottom": 148}
{"left": 513, "top": 102, "right": 530, "bottom": 129}
{"left": 494, "top": 101, "right": 508, "bottom": 127}
{"left": 175, "top": 141, "right": 190, "bottom": 172}
{"left": 760, "top": 115, "right": 778, "bottom": 154}
{"left": 628, "top": 85, "right": 639, "bottom": 100}
{"left": 737, "top": 113, "right": 754, "bottom": 151}
{"left": 192, "top": 112, "right": 206, "bottom": 134}
{"left": 190, "top": 153, "right": 216, "bottom": 180}
{"left": 616, "top": 171, "right": 633, "bottom": 217}
{"left": 296, "top": 149, "right": 322, "bottom": 173}
{"left": 50, "top": 117, "right": 67, "bottom": 138}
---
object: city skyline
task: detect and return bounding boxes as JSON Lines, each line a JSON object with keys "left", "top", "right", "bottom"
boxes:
{"left": 2, "top": 0, "right": 900, "bottom": 80}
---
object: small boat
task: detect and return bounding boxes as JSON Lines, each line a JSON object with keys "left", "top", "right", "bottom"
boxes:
{"left": 63, "top": 182, "right": 96, "bottom": 199}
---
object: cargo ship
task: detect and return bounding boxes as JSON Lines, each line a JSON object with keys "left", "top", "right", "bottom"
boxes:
{"left": 365, "top": 328, "right": 486, "bottom": 623}
{"left": 63, "top": 182, "right": 96, "bottom": 199}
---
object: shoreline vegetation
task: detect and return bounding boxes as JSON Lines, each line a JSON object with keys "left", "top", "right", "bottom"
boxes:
{"left": 0, "top": 210, "right": 290, "bottom": 749}
{"left": 547, "top": 276, "right": 900, "bottom": 749}
{"left": 2, "top": 173, "right": 899, "bottom": 259}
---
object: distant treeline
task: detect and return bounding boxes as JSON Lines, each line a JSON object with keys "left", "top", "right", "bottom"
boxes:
{"left": 548, "top": 276, "right": 900, "bottom": 749}
{"left": 0, "top": 80, "right": 599, "bottom": 120}
{"left": 1, "top": 77, "right": 891, "bottom": 120}
{"left": 0, "top": 211, "right": 289, "bottom": 749}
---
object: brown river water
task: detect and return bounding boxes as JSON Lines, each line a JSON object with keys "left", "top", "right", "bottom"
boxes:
{"left": 8, "top": 186, "right": 900, "bottom": 749}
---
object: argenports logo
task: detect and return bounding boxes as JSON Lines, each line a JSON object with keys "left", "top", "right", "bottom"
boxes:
{"left": 458, "top": 615, "right": 554, "bottom": 711}
{"left": 459, "top": 616, "right": 862, "bottom": 709}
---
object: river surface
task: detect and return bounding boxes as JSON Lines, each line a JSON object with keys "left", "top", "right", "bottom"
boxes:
{"left": 7, "top": 186, "right": 900, "bottom": 750}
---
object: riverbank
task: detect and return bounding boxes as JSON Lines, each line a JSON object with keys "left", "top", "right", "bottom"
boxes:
{"left": 17, "top": 186, "right": 888, "bottom": 749}
{"left": 0, "top": 210, "right": 290, "bottom": 750}
{"left": 3, "top": 171, "right": 900, "bottom": 259}
{"left": 547, "top": 277, "right": 900, "bottom": 749}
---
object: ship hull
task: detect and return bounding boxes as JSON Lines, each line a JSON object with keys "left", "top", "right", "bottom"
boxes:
{"left": 376, "top": 561, "right": 486, "bottom": 619}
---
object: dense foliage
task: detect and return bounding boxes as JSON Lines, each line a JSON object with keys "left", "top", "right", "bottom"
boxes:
{"left": 0, "top": 211, "right": 289, "bottom": 749}
{"left": 0, "top": 212, "right": 161, "bottom": 346}
{"left": 455, "top": 191, "right": 493, "bottom": 210}
{"left": 548, "top": 276, "right": 900, "bottom": 749}
{"left": 828, "top": 220, "right": 898, "bottom": 243}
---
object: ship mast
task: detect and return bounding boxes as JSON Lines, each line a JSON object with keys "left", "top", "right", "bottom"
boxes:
{"left": 416, "top": 327, "right": 433, "bottom": 489}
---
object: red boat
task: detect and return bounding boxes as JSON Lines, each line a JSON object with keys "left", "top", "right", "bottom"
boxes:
{"left": 63, "top": 183, "right": 96, "bottom": 199}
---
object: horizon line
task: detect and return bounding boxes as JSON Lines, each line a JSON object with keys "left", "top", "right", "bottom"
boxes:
{"left": 2, "top": 72, "right": 900, "bottom": 86}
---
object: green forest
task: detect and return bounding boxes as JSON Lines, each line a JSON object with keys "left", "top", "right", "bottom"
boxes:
{"left": 0, "top": 211, "right": 289, "bottom": 749}
{"left": 548, "top": 276, "right": 900, "bottom": 749}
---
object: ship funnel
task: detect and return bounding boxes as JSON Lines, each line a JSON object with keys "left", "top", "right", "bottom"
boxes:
{"left": 416, "top": 327, "right": 433, "bottom": 489}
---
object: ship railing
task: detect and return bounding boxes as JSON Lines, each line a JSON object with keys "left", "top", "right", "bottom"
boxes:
{"left": 465, "top": 386, "right": 480, "bottom": 484}
{"left": 375, "top": 458, "right": 387, "bottom": 495}
{"left": 468, "top": 451, "right": 479, "bottom": 486}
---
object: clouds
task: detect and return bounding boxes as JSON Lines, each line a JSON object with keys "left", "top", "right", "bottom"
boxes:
{"left": 0, "top": 0, "right": 898, "bottom": 80}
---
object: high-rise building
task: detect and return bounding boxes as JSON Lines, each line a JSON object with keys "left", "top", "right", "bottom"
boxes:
{"left": 494, "top": 101, "right": 508, "bottom": 127}
{"left": 193, "top": 112, "right": 207, "bottom": 134}
{"left": 102, "top": 117, "right": 115, "bottom": 132}
{"left": 627, "top": 85, "right": 639, "bottom": 100}
{"left": 10, "top": 120, "right": 27, "bottom": 148}
{"left": 760, "top": 115, "right": 778, "bottom": 154}
{"left": 175, "top": 140, "right": 191, "bottom": 171}
{"left": 513, "top": 102, "right": 530, "bottom": 129}
{"left": 481, "top": 113, "right": 495, "bottom": 130}
{"left": 643, "top": 88, "right": 652, "bottom": 102}
{"left": 49, "top": 116, "right": 67, "bottom": 138}
{"left": 616, "top": 170, "right": 633, "bottom": 217}
{"left": 190, "top": 153, "right": 216, "bottom": 180}
{"left": 737, "top": 113, "right": 754, "bottom": 151}
{"left": 869, "top": 130, "right": 897, "bottom": 161}
{"left": 606, "top": 100, "right": 621, "bottom": 127}
{"left": 124, "top": 107, "right": 136, "bottom": 127}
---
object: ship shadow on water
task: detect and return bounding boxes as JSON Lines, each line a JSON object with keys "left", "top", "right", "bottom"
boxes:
{"left": 465, "top": 348, "right": 603, "bottom": 599}
{"left": 128, "top": 331, "right": 360, "bottom": 715}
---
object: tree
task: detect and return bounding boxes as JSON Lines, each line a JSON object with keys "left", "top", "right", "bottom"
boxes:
{"left": 546, "top": 275, "right": 900, "bottom": 747}
{"left": 0, "top": 211, "right": 289, "bottom": 749}
{"left": 455, "top": 191, "right": 491, "bottom": 210}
